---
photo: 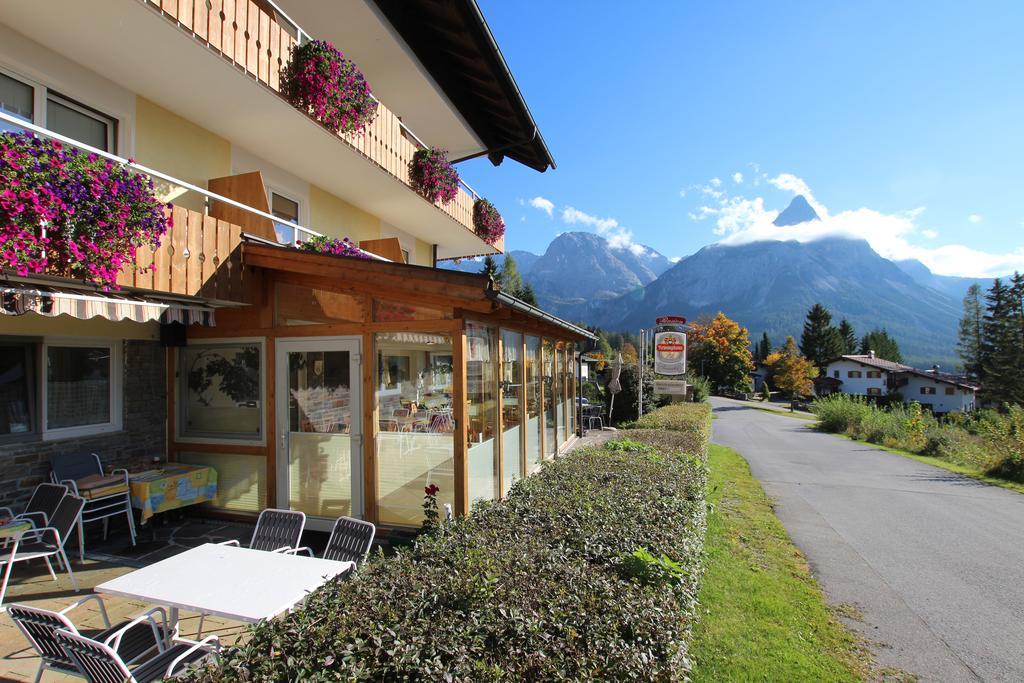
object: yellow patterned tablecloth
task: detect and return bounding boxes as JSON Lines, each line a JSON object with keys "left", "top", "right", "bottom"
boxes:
{"left": 0, "top": 519, "right": 32, "bottom": 540}
{"left": 129, "top": 464, "right": 218, "bottom": 523}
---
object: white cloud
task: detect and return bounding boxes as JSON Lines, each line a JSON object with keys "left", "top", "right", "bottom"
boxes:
{"left": 710, "top": 177, "right": 722, "bottom": 188}
{"left": 669, "top": 256, "right": 681, "bottom": 263}
{"left": 968, "top": 214, "right": 983, "bottom": 224}
{"left": 561, "top": 205, "right": 646, "bottom": 254}
{"left": 732, "top": 172, "right": 744, "bottom": 184}
{"left": 528, "top": 196, "right": 554, "bottom": 217}
{"left": 690, "top": 171, "right": 1023, "bottom": 277}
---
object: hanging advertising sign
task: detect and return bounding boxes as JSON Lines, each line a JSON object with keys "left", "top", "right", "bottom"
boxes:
{"left": 654, "top": 331, "right": 686, "bottom": 376}
{"left": 655, "top": 315, "right": 687, "bottom": 326}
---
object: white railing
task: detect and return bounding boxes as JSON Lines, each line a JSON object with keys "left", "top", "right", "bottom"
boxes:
{"left": 0, "top": 110, "right": 385, "bottom": 260}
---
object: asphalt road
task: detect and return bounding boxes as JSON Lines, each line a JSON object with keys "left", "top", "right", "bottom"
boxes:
{"left": 710, "top": 397, "right": 1024, "bottom": 682}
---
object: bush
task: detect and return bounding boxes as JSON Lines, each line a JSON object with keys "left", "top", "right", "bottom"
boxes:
{"left": 299, "top": 235, "right": 372, "bottom": 259}
{"left": 687, "top": 373, "right": 711, "bottom": 403}
{"left": 472, "top": 198, "right": 505, "bottom": 245}
{"left": 185, "top": 411, "right": 711, "bottom": 682}
{"left": 280, "top": 40, "right": 378, "bottom": 135}
{"left": 630, "top": 403, "right": 712, "bottom": 458}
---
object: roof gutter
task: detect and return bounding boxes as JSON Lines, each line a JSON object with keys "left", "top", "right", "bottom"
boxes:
{"left": 485, "top": 289, "right": 596, "bottom": 340}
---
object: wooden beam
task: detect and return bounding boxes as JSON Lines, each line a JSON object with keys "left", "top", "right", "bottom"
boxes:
{"left": 272, "top": 272, "right": 492, "bottom": 314}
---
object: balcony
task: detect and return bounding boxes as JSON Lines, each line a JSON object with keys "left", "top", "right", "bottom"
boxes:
{"left": 0, "top": 0, "right": 500, "bottom": 259}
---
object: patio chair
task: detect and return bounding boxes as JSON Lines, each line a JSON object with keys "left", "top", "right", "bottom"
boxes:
{"left": 51, "top": 452, "right": 137, "bottom": 562}
{"left": 0, "top": 482, "right": 68, "bottom": 531}
{"left": 55, "top": 628, "right": 219, "bottom": 683}
{"left": 219, "top": 508, "right": 306, "bottom": 553}
{"left": 287, "top": 516, "right": 375, "bottom": 564}
{"left": 8, "top": 597, "right": 171, "bottom": 682}
{"left": 0, "top": 494, "right": 85, "bottom": 608}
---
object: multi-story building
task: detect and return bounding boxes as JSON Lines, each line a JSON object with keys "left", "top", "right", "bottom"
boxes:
{"left": 0, "top": 0, "right": 592, "bottom": 530}
{"left": 821, "top": 353, "right": 978, "bottom": 414}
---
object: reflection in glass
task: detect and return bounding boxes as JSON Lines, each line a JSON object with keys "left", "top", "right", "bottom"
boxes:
{"left": 542, "top": 339, "right": 554, "bottom": 460}
{"left": 467, "top": 322, "right": 498, "bottom": 506}
{"left": 500, "top": 329, "right": 523, "bottom": 496}
{"left": 0, "top": 344, "right": 33, "bottom": 436}
{"left": 47, "top": 346, "right": 111, "bottom": 429}
{"left": 554, "top": 342, "right": 565, "bottom": 450}
{"left": 181, "top": 344, "right": 261, "bottom": 439}
{"left": 375, "top": 332, "right": 455, "bottom": 526}
{"left": 286, "top": 350, "right": 354, "bottom": 518}
{"left": 525, "top": 336, "right": 542, "bottom": 473}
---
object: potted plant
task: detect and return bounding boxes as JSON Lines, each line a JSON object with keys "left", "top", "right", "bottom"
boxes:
{"left": 299, "top": 235, "right": 372, "bottom": 259}
{"left": 408, "top": 147, "right": 459, "bottom": 205}
{"left": 472, "top": 199, "right": 504, "bottom": 245}
{"left": 0, "top": 132, "right": 170, "bottom": 289}
{"left": 280, "top": 39, "right": 378, "bottom": 135}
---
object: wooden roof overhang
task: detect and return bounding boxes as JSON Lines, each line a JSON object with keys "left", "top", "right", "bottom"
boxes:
{"left": 241, "top": 243, "right": 593, "bottom": 341}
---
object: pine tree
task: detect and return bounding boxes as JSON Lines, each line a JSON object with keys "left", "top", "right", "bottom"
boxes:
{"left": 499, "top": 254, "right": 524, "bottom": 296}
{"left": 837, "top": 319, "right": 857, "bottom": 354}
{"left": 480, "top": 255, "right": 499, "bottom": 283}
{"left": 756, "top": 331, "right": 771, "bottom": 362}
{"left": 957, "top": 284, "right": 984, "bottom": 379}
{"left": 518, "top": 282, "right": 538, "bottom": 306}
{"left": 800, "top": 303, "right": 844, "bottom": 369}
{"left": 981, "top": 276, "right": 1024, "bottom": 405}
{"left": 859, "top": 328, "right": 902, "bottom": 363}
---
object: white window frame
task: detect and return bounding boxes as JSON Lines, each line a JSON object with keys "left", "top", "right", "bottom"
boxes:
{"left": 41, "top": 338, "right": 123, "bottom": 441}
{"left": 267, "top": 186, "right": 304, "bottom": 246}
{"left": 45, "top": 90, "right": 117, "bottom": 152}
{"left": 175, "top": 337, "right": 267, "bottom": 446}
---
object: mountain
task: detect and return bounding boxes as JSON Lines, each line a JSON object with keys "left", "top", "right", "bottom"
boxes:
{"left": 590, "top": 236, "right": 962, "bottom": 367}
{"left": 893, "top": 259, "right": 992, "bottom": 302}
{"left": 773, "top": 194, "right": 820, "bottom": 226}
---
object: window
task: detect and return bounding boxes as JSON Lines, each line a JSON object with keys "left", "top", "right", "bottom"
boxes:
{"left": 46, "top": 92, "right": 116, "bottom": 152}
{"left": 500, "top": 330, "right": 523, "bottom": 496}
{"left": 945, "top": 387, "right": 955, "bottom": 395}
{"left": 43, "top": 342, "right": 122, "bottom": 438}
{"left": 866, "top": 387, "right": 882, "bottom": 396}
{"left": 180, "top": 342, "right": 263, "bottom": 440}
{"left": 466, "top": 323, "right": 499, "bottom": 506}
{"left": 0, "top": 343, "right": 36, "bottom": 438}
{"left": 848, "top": 370, "right": 862, "bottom": 378}
{"left": 0, "top": 70, "right": 117, "bottom": 151}
{"left": 866, "top": 371, "right": 881, "bottom": 379}
{"left": 833, "top": 370, "right": 839, "bottom": 378}
{"left": 920, "top": 386, "right": 936, "bottom": 395}
{"left": 270, "top": 191, "right": 300, "bottom": 244}
{"left": 401, "top": 249, "right": 410, "bottom": 264}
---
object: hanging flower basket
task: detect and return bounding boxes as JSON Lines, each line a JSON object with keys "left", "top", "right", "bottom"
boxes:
{"left": 409, "top": 147, "right": 459, "bottom": 205}
{"left": 472, "top": 199, "right": 505, "bottom": 245}
{"left": 0, "top": 132, "right": 170, "bottom": 290}
{"left": 280, "top": 39, "right": 378, "bottom": 135}
{"left": 299, "top": 235, "right": 372, "bottom": 259}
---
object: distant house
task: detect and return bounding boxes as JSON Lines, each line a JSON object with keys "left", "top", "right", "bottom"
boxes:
{"left": 821, "top": 353, "right": 978, "bottom": 414}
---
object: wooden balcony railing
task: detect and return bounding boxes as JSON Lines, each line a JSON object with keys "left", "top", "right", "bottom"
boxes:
{"left": 142, "top": 0, "right": 478, "bottom": 237}
{"left": 116, "top": 205, "right": 247, "bottom": 301}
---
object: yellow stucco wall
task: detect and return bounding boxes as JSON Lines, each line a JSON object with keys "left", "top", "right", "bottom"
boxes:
{"left": 309, "top": 184, "right": 381, "bottom": 244}
{"left": 414, "top": 239, "right": 434, "bottom": 267}
{"left": 134, "top": 97, "right": 231, "bottom": 212}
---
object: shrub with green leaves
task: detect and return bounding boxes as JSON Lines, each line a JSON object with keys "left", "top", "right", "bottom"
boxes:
{"left": 184, "top": 407, "right": 711, "bottom": 682}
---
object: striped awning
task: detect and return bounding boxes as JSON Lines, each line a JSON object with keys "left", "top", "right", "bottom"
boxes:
{"left": 1, "top": 285, "right": 216, "bottom": 326}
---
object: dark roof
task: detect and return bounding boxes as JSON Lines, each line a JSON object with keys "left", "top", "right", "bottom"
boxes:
{"left": 827, "top": 354, "right": 912, "bottom": 373}
{"left": 371, "top": 0, "right": 555, "bottom": 172}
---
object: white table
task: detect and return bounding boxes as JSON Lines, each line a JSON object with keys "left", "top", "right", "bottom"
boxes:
{"left": 96, "top": 543, "right": 354, "bottom": 627}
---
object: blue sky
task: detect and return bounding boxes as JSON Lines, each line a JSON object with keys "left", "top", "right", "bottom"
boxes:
{"left": 459, "top": 1, "right": 1024, "bottom": 277}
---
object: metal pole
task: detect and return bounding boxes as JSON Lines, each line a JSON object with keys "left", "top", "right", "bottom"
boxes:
{"left": 638, "top": 329, "right": 644, "bottom": 417}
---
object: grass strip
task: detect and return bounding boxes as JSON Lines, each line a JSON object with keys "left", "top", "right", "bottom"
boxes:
{"left": 690, "top": 444, "right": 868, "bottom": 682}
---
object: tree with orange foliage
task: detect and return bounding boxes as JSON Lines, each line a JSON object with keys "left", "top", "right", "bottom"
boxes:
{"left": 621, "top": 342, "right": 639, "bottom": 365}
{"left": 688, "top": 312, "right": 755, "bottom": 392}
{"left": 763, "top": 336, "right": 818, "bottom": 401}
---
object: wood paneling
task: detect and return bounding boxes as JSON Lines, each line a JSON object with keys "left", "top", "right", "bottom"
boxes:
{"left": 207, "top": 171, "right": 276, "bottom": 241}
{"left": 358, "top": 238, "right": 405, "bottom": 263}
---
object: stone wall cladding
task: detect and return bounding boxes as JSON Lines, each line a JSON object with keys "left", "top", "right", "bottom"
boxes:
{"left": 0, "top": 340, "right": 166, "bottom": 509}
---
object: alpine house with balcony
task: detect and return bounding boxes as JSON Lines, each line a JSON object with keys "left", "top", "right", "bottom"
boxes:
{"left": 0, "top": 0, "right": 592, "bottom": 531}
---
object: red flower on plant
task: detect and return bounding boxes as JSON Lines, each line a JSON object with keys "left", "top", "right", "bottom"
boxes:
{"left": 424, "top": 484, "right": 439, "bottom": 496}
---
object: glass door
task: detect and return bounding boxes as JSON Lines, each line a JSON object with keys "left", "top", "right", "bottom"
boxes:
{"left": 276, "top": 337, "right": 362, "bottom": 531}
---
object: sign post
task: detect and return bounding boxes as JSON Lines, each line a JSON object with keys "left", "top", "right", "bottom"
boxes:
{"left": 652, "top": 316, "right": 689, "bottom": 398}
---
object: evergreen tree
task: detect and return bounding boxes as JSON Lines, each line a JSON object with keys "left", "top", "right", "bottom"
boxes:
{"left": 480, "top": 255, "right": 499, "bottom": 283}
{"left": 957, "top": 283, "right": 984, "bottom": 379}
{"left": 859, "top": 328, "right": 902, "bottom": 363}
{"left": 518, "top": 282, "right": 538, "bottom": 306}
{"left": 837, "top": 319, "right": 857, "bottom": 354}
{"left": 755, "top": 331, "right": 771, "bottom": 363}
{"left": 981, "top": 276, "right": 1024, "bottom": 405}
{"left": 800, "top": 303, "right": 844, "bottom": 368}
{"left": 499, "top": 254, "right": 524, "bottom": 296}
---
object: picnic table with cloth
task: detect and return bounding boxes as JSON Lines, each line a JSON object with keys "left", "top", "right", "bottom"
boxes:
{"left": 129, "top": 464, "right": 218, "bottom": 524}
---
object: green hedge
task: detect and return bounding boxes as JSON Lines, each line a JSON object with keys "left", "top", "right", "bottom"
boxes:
{"left": 186, "top": 407, "right": 711, "bottom": 681}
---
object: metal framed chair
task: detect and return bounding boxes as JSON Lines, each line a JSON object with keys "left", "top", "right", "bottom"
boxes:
{"left": 55, "top": 628, "right": 219, "bottom": 683}
{"left": 8, "top": 597, "right": 170, "bottom": 682}
{"left": 0, "top": 494, "right": 86, "bottom": 608}
{"left": 288, "top": 516, "right": 375, "bottom": 564}
{"left": 220, "top": 508, "right": 306, "bottom": 553}
{"left": 0, "top": 482, "right": 69, "bottom": 531}
{"left": 51, "top": 452, "right": 137, "bottom": 562}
